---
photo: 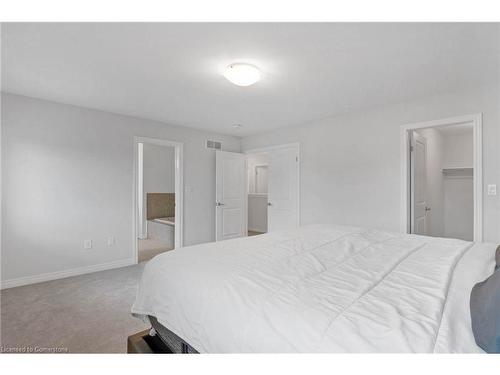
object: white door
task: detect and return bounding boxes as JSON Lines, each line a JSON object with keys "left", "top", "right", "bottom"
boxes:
{"left": 411, "top": 131, "right": 428, "bottom": 235}
{"left": 216, "top": 151, "right": 247, "bottom": 241}
{"left": 267, "top": 146, "right": 299, "bottom": 231}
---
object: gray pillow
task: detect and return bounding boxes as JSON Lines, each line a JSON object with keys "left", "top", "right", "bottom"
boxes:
{"left": 470, "top": 250, "right": 500, "bottom": 353}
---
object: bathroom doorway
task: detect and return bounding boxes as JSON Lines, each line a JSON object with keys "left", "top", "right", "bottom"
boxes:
{"left": 134, "top": 137, "right": 183, "bottom": 263}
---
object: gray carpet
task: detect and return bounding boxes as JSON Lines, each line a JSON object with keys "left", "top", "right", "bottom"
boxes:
{"left": 138, "top": 239, "right": 173, "bottom": 262}
{"left": 0, "top": 262, "right": 149, "bottom": 353}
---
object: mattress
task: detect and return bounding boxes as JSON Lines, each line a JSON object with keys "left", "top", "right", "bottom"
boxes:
{"left": 131, "top": 224, "right": 497, "bottom": 353}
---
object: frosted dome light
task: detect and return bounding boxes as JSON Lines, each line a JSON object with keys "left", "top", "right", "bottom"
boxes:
{"left": 223, "top": 63, "right": 261, "bottom": 86}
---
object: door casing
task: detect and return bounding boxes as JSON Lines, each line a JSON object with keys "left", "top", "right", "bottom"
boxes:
{"left": 410, "top": 131, "right": 428, "bottom": 235}
{"left": 133, "top": 136, "right": 184, "bottom": 263}
{"left": 400, "top": 114, "right": 483, "bottom": 241}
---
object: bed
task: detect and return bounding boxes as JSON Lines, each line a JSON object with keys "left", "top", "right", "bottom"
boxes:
{"left": 131, "top": 224, "right": 497, "bottom": 353}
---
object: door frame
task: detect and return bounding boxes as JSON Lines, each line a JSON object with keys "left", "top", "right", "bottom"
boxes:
{"left": 409, "top": 131, "right": 428, "bottom": 235}
{"left": 133, "top": 136, "right": 184, "bottom": 263}
{"left": 400, "top": 114, "right": 483, "bottom": 241}
{"left": 244, "top": 142, "right": 301, "bottom": 234}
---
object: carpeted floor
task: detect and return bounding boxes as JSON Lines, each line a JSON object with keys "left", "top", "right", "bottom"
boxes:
{"left": 0, "top": 262, "right": 150, "bottom": 353}
{"left": 248, "top": 230, "right": 265, "bottom": 237}
{"left": 138, "top": 239, "right": 173, "bottom": 262}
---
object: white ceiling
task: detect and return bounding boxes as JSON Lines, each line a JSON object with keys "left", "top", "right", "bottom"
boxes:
{"left": 2, "top": 23, "right": 499, "bottom": 136}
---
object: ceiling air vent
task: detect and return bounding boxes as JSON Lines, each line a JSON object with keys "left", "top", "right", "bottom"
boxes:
{"left": 206, "top": 140, "right": 222, "bottom": 150}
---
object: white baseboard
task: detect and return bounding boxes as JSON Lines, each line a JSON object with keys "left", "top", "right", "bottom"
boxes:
{"left": 0, "top": 258, "right": 136, "bottom": 290}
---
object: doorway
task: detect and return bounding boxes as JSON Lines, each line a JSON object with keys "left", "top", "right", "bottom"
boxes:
{"left": 247, "top": 152, "right": 269, "bottom": 236}
{"left": 214, "top": 143, "right": 300, "bottom": 241}
{"left": 401, "top": 114, "right": 482, "bottom": 241}
{"left": 245, "top": 143, "right": 300, "bottom": 237}
{"left": 134, "top": 137, "right": 183, "bottom": 263}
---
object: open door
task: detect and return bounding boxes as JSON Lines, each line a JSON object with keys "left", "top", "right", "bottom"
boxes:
{"left": 268, "top": 145, "right": 299, "bottom": 232}
{"left": 215, "top": 151, "right": 247, "bottom": 241}
{"left": 410, "top": 131, "right": 428, "bottom": 235}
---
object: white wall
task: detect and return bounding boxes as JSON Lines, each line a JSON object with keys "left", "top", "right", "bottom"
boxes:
{"left": 443, "top": 131, "right": 474, "bottom": 168}
{"left": 241, "top": 85, "right": 500, "bottom": 243}
{"left": 415, "top": 128, "right": 444, "bottom": 237}
{"left": 1, "top": 93, "right": 240, "bottom": 287}
{"left": 143, "top": 143, "right": 175, "bottom": 194}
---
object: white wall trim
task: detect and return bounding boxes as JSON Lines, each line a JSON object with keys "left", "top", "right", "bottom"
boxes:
{"left": 244, "top": 142, "right": 301, "bottom": 155}
{"left": 400, "top": 113, "right": 483, "bottom": 241}
{"left": 133, "top": 136, "right": 184, "bottom": 263}
{"left": 0, "top": 258, "right": 136, "bottom": 290}
{"left": 137, "top": 142, "right": 146, "bottom": 239}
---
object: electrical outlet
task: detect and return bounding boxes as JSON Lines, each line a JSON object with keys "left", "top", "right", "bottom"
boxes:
{"left": 487, "top": 184, "right": 497, "bottom": 196}
{"left": 107, "top": 236, "right": 115, "bottom": 246}
{"left": 83, "top": 240, "right": 92, "bottom": 249}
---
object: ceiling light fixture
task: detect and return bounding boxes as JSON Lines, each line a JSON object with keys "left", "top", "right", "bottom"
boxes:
{"left": 224, "top": 63, "right": 261, "bottom": 86}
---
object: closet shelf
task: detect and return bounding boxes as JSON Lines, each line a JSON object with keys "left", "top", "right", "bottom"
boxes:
{"left": 442, "top": 167, "right": 473, "bottom": 177}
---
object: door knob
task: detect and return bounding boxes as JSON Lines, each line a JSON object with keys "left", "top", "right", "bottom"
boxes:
{"left": 425, "top": 206, "right": 431, "bottom": 211}
{"left": 216, "top": 202, "right": 225, "bottom": 206}
{"left": 267, "top": 202, "right": 272, "bottom": 206}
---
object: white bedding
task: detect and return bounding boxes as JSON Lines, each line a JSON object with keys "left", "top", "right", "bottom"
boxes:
{"left": 131, "top": 224, "right": 496, "bottom": 353}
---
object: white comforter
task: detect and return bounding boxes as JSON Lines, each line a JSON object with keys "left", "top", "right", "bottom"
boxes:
{"left": 131, "top": 224, "right": 496, "bottom": 353}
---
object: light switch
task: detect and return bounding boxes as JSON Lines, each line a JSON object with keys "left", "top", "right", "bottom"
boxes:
{"left": 107, "top": 236, "right": 115, "bottom": 246}
{"left": 83, "top": 239, "right": 93, "bottom": 249}
{"left": 487, "top": 184, "right": 497, "bottom": 196}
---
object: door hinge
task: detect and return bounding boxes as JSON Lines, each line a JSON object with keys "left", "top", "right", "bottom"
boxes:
{"left": 296, "top": 156, "right": 299, "bottom": 162}
{"left": 410, "top": 146, "right": 414, "bottom": 152}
